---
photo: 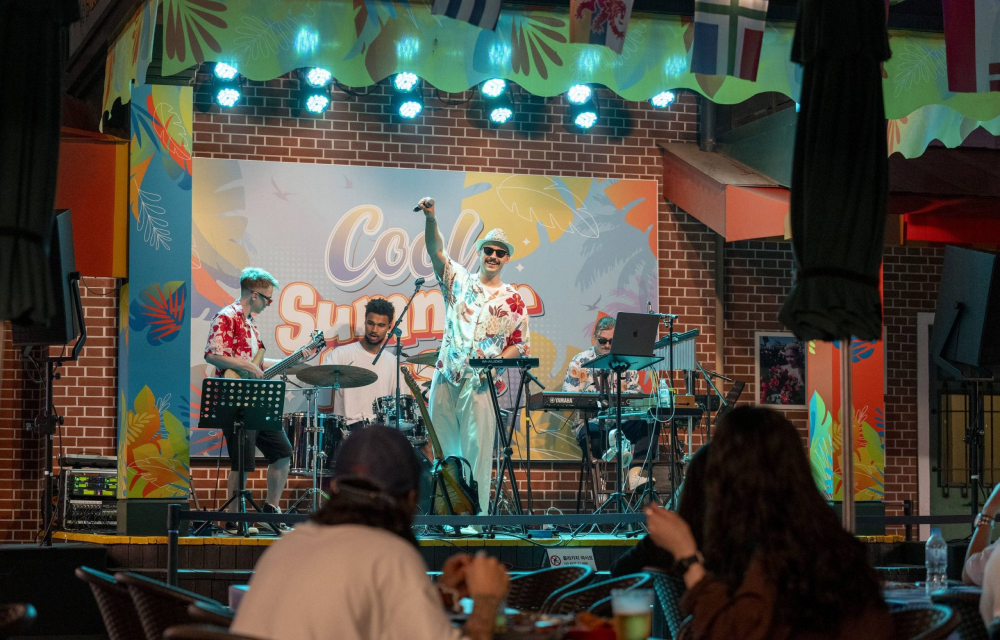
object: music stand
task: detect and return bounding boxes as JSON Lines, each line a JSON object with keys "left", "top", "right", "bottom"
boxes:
{"left": 198, "top": 377, "right": 285, "bottom": 537}
{"left": 583, "top": 352, "right": 661, "bottom": 517}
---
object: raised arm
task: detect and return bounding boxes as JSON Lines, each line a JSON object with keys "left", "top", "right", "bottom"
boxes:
{"left": 418, "top": 197, "right": 447, "bottom": 281}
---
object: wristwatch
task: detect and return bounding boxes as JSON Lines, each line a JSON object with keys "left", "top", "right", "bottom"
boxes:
{"left": 978, "top": 513, "right": 994, "bottom": 528}
{"left": 675, "top": 551, "right": 705, "bottom": 574}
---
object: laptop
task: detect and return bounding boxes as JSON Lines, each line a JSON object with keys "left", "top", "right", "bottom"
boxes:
{"left": 609, "top": 312, "right": 662, "bottom": 357}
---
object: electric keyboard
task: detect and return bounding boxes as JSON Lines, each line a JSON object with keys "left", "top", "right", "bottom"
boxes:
{"left": 469, "top": 357, "right": 540, "bottom": 369}
{"left": 527, "top": 392, "right": 651, "bottom": 411}
{"left": 600, "top": 406, "right": 705, "bottom": 420}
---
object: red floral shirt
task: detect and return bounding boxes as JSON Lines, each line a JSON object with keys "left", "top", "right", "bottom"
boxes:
{"left": 204, "top": 301, "right": 264, "bottom": 377}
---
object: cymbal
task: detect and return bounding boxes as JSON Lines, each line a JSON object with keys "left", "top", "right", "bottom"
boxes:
{"left": 294, "top": 365, "right": 378, "bottom": 389}
{"left": 406, "top": 349, "right": 440, "bottom": 366}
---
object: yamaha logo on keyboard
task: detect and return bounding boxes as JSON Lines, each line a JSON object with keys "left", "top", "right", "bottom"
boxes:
{"left": 552, "top": 397, "right": 573, "bottom": 404}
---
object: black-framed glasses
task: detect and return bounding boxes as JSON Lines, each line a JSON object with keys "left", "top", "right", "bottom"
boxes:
{"left": 482, "top": 246, "right": 508, "bottom": 258}
{"left": 597, "top": 337, "right": 612, "bottom": 346}
{"left": 254, "top": 291, "right": 273, "bottom": 306}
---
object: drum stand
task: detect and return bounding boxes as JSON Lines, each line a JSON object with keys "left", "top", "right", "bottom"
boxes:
{"left": 284, "top": 385, "right": 331, "bottom": 514}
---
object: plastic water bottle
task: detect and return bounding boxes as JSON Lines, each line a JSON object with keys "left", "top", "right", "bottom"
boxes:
{"left": 658, "top": 379, "right": 672, "bottom": 408}
{"left": 925, "top": 528, "right": 948, "bottom": 594}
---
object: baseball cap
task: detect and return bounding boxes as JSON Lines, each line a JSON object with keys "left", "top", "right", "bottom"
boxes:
{"left": 331, "top": 425, "right": 422, "bottom": 497}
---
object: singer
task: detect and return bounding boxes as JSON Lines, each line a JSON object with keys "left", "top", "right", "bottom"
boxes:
{"left": 321, "top": 297, "right": 410, "bottom": 428}
{"left": 416, "top": 197, "right": 530, "bottom": 523}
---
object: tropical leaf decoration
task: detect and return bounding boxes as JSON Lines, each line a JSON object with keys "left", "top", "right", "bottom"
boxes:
{"left": 808, "top": 391, "right": 834, "bottom": 498}
{"left": 163, "top": 0, "right": 228, "bottom": 66}
{"left": 851, "top": 339, "right": 877, "bottom": 362}
{"left": 124, "top": 386, "right": 190, "bottom": 497}
{"left": 130, "top": 281, "right": 188, "bottom": 345}
{"left": 510, "top": 13, "right": 567, "bottom": 80}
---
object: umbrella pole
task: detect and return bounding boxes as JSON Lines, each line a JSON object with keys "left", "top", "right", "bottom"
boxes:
{"left": 840, "top": 341, "right": 855, "bottom": 533}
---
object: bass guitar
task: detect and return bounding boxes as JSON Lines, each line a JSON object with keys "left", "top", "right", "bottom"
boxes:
{"left": 401, "top": 368, "right": 479, "bottom": 516}
{"left": 223, "top": 330, "right": 326, "bottom": 380}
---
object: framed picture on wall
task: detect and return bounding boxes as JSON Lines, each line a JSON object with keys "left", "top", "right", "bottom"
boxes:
{"left": 755, "top": 332, "right": 807, "bottom": 409}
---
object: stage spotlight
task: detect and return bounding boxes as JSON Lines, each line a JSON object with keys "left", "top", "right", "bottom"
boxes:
{"left": 574, "top": 110, "right": 598, "bottom": 129}
{"left": 489, "top": 104, "right": 513, "bottom": 125}
{"left": 215, "top": 86, "right": 241, "bottom": 108}
{"left": 566, "top": 84, "right": 592, "bottom": 105}
{"left": 649, "top": 91, "right": 676, "bottom": 109}
{"left": 391, "top": 73, "right": 423, "bottom": 119}
{"left": 212, "top": 62, "right": 243, "bottom": 108}
{"left": 305, "top": 93, "right": 330, "bottom": 114}
{"left": 397, "top": 98, "right": 423, "bottom": 119}
{"left": 481, "top": 78, "right": 507, "bottom": 98}
{"left": 566, "top": 85, "right": 599, "bottom": 130}
{"left": 480, "top": 79, "right": 514, "bottom": 126}
{"left": 392, "top": 72, "right": 420, "bottom": 93}
{"left": 214, "top": 62, "right": 239, "bottom": 80}
{"left": 299, "top": 68, "right": 332, "bottom": 115}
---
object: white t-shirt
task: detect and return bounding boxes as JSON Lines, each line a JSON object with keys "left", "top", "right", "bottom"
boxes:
{"left": 320, "top": 341, "right": 407, "bottom": 423}
{"left": 231, "top": 524, "right": 463, "bottom": 640}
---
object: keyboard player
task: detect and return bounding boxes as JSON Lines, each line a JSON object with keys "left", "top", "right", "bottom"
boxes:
{"left": 563, "top": 317, "right": 657, "bottom": 481}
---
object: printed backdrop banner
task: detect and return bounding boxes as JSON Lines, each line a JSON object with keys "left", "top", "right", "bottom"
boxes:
{"left": 119, "top": 84, "right": 193, "bottom": 499}
{"left": 190, "top": 160, "right": 658, "bottom": 461}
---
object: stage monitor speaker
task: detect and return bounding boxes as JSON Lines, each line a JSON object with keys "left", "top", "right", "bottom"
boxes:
{"left": 0, "top": 543, "right": 107, "bottom": 636}
{"left": 11, "top": 209, "right": 80, "bottom": 346}
{"left": 930, "top": 245, "right": 1000, "bottom": 376}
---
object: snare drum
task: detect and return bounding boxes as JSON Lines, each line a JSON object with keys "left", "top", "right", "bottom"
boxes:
{"left": 372, "top": 395, "right": 417, "bottom": 425}
{"left": 283, "top": 412, "right": 347, "bottom": 477}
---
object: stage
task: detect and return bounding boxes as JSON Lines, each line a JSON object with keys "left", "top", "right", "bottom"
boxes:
{"left": 46, "top": 528, "right": 915, "bottom": 604}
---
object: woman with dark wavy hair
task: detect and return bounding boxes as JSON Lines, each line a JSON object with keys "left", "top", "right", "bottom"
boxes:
{"left": 645, "top": 406, "right": 890, "bottom": 640}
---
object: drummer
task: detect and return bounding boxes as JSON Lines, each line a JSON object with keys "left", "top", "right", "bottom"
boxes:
{"left": 320, "top": 298, "right": 409, "bottom": 429}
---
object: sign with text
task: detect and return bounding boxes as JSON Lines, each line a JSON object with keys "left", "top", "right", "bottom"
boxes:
{"left": 547, "top": 548, "right": 596, "bottom": 569}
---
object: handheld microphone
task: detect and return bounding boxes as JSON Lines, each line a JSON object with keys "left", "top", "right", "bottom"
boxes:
{"left": 414, "top": 277, "right": 426, "bottom": 288}
{"left": 413, "top": 198, "right": 435, "bottom": 212}
{"left": 647, "top": 300, "right": 653, "bottom": 314}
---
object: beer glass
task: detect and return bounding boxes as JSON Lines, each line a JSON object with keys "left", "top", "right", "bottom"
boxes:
{"left": 610, "top": 588, "right": 653, "bottom": 640}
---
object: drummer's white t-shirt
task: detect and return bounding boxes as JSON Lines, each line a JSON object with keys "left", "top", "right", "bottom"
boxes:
{"left": 321, "top": 341, "right": 407, "bottom": 423}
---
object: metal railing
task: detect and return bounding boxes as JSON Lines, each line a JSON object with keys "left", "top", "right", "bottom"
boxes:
{"left": 163, "top": 506, "right": 980, "bottom": 586}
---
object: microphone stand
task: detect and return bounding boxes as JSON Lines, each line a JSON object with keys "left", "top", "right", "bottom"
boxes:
{"left": 695, "top": 360, "right": 726, "bottom": 442}
{"left": 374, "top": 279, "right": 423, "bottom": 429}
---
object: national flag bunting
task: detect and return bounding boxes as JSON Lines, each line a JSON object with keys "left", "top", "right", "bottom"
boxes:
{"left": 569, "top": 0, "right": 636, "bottom": 54}
{"left": 690, "top": 0, "right": 769, "bottom": 81}
{"left": 942, "top": 0, "right": 1000, "bottom": 93}
{"left": 431, "top": 0, "right": 502, "bottom": 31}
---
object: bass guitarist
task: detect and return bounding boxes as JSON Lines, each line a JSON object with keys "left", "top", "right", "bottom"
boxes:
{"left": 205, "top": 267, "right": 314, "bottom": 534}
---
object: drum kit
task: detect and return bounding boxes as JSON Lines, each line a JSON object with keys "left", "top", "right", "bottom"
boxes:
{"left": 280, "top": 350, "right": 438, "bottom": 512}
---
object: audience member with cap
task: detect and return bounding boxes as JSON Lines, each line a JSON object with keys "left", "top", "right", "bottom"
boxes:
{"left": 232, "top": 425, "right": 510, "bottom": 640}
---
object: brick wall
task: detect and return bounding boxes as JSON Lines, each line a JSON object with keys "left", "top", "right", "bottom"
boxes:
{"left": 188, "top": 72, "right": 718, "bottom": 514}
{"left": 724, "top": 240, "right": 946, "bottom": 525}
{"left": 0, "top": 68, "right": 949, "bottom": 536}
{"left": 0, "top": 277, "right": 119, "bottom": 542}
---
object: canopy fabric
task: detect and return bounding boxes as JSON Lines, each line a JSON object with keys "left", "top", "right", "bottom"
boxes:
{"left": 102, "top": 0, "right": 1000, "bottom": 136}
{"left": 889, "top": 103, "right": 1000, "bottom": 159}
{"left": 0, "top": 0, "right": 79, "bottom": 324}
{"left": 100, "top": 0, "right": 158, "bottom": 131}
{"left": 779, "top": 0, "right": 890, "bottom": 342}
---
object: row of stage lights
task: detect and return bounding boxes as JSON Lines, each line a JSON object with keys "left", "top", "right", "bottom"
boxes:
{"left": 212, "top": 63, "right": 677, "bottom": 130}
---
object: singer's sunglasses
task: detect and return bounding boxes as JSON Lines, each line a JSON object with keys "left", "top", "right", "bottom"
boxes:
{"left": 253, "top": 290, "right": 273, "bottom": 306}
{"left": 481, "top": 246, "right": 508, "bottom": 258}
{"left": 597, "top": 337, "right": 613, "bottom": 346}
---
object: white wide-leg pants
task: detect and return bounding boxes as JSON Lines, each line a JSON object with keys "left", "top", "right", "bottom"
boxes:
{"left": 427, "top": 370, "right": 496, "bottom": 514}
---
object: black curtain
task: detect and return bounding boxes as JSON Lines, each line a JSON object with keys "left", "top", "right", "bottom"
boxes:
{"left": 778, "top": 0, "right": 891, "bottom": 342}
{"left": 0, "top": 0, "right": 79, "bottom": 324}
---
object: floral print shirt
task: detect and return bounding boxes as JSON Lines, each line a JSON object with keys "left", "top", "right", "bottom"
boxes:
{"left": 562, "top": 346, "right": 641, "bottom": 394}
{"left": 436, "top": 253, "right": 530, "bottom": 385}
{"left": 204, "top": 300, "right": 264, "bottom": 377}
